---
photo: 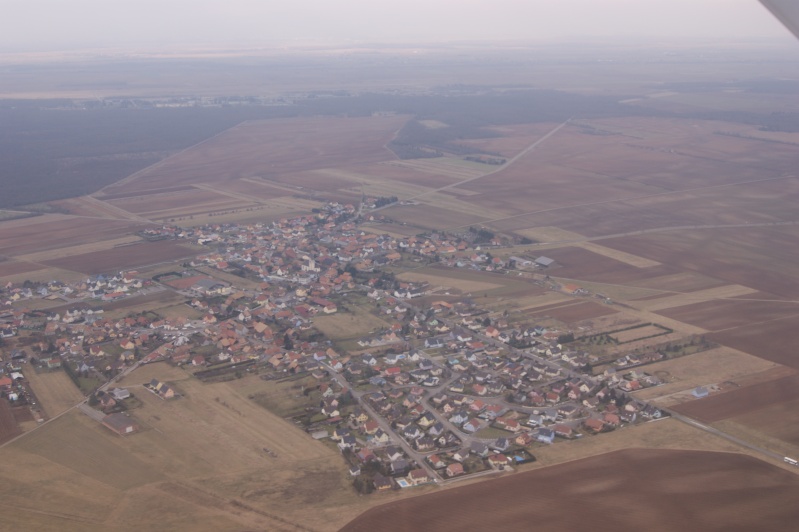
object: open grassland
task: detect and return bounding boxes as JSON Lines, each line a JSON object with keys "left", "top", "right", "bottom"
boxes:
{"left": 120, "top": 361, "right": 190, "bottom": 384}
{"left": 396, "top": 271, "right": 501, "bottom": 294}
{"left": 313, "top": 304, "right": 392, "bottom": 341}
{"left": 101, "top": 290, "right": 189, "bottom": 318}
{"left": 343, "top": 447, "right": 799, "bottom": 532}
{"left": 25, "top": 369, "right": 84, "bottom": 418}
{"left": 242, "top": 374, "right": 318, "bottom": 418}
{"left": 23, "top": 413, "right": 165, "bottom": 490}
{"left": 0, "top": 363, "right": 374, "bottom": 531}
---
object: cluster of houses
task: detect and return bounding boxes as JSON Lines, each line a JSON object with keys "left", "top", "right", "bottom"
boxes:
{"left": 0, "top": 202, "right": 675, "bottom": 494}
{"left": 1, "top": 271, "right": 153, "bottom": 307}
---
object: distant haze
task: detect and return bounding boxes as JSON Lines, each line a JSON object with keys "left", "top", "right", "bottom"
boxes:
{"left": 1, "top": 0, "right": 792, "bottom": 53}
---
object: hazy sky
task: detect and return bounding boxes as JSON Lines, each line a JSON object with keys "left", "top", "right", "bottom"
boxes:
{"left": 0, "top": 0, "right": 792, "bottom": 52}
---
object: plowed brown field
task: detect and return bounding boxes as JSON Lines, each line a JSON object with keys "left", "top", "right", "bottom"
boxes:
{"left": 42, "top": 240, "right": 199, "bottom": 274}
{"left": 673, "top": 373, "right": 799, "bottom": 423}
{"left": 341, "top": 449, "right": 799, "bottom": 532}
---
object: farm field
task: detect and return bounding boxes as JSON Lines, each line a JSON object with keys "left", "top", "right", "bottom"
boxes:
{"left": 15, "top": 235, "right": 144, "bottom": 263}
{"left": 723, "top": 398, "right": 799, "bottom": 447}
{"left": 106, "top": 187, "right": 245, "bottom": 215}
{"left": 523, "top": 300, "right": 618, "bottom": 324}
{"left": 638, "top": 284, "right": 758, "bottom": 312}
{"left": 0, "top": 260, "right": 47, "bottom": 277}
{"left": 578, "top": 241, "right": 661, "bottom": 268}
{"left": 342, "top": 448, "right": 799, "bottom": 532}
{"left": 0, "top": 401, "right": 21, "bottom": 444}
{"left": 708, "top": 314, "right": 799, "bottom": 369}
{"left": 24, "top": 369, "right": 84, "bottom": 418}
{"left": 601, "top": 226, "right": 799, "bottom": 298}
{"left": 41, "top": 240, "right": 201, "bottom": 275}
{"left": 99, "top": 115, "right": 407, "bottom": 196}
{"left": 0, "top": 215, "right": 145, "bottom": 257}
{"left": 533, "top": 247, "right": 678, "bottom": 285}
{"left": 633, "top": 347, "right": 779, "bottom": 406}
{"left": 396, "top": 271, "right": 501, "bottom": 294}
{"left": 628, "top": 272, "right": 727, "bottom": 294}
{"left": 2, "top": 61, "right": 799, "bottom": 531}
{"left": 609, "top": 324, "right": 670, "bottom": 343}
{"left": 672, "top": 373, "right": 799, "bottom": 423}
{"left": 100, "top": 290, "right": 189, "bottom": 317}
{"left": 656, "top": 298, "right": 799, "bottom": 332}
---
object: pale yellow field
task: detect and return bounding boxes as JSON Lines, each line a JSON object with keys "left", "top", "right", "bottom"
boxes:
{"left": 116, "top": 361, "right": 191, "bottom": 386}
{"left": 579, "top": 242, "right": 661, "bottom": 268}
{"left": 637, "top": 284, "right": 759, "bottom": 312}
{"left": 526, "top": 417, "right": 791, "bottom": 472}
{"left": 3, "top": 267, "right": 87, "bottom": 284}
{"left": 384, "top": 158, "right": 486, "bottom": 180}
{"left": 314, "top": 168, "right": 434, "bottom": 196}
{"left": 610, "top": 324, "right": 670, "bottom": 343}
{"left": 415, "top": 192, "right": 507, "bottom": 220}
{"left": 0, "top": 364, "right": 374, "bottom": 531}
{"left": 25, "top": 369, "right": 84, "bottom": 418}
{"left": 515, "top": 226, "right": 585, "bottom": 243}
{"left": 397, "top": 271, "right": 501, "bottom": 293}
{"left": 15, "top": 235, "right": 143, "bottom": 262}
{"left": 513, "top": 293, "right": 573, "bottom": 311}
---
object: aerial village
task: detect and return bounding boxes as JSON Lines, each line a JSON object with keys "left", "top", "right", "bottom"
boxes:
{"left": 0, "top": 200, "right": 674, "bottom": 493}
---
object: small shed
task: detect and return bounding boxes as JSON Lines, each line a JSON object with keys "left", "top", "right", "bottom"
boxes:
{"left": 692, "top": 386, "right": 709, "bottom": 398}
{"left": 102, "top": 413, "right": 139, "bottom": 435}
